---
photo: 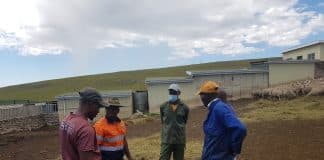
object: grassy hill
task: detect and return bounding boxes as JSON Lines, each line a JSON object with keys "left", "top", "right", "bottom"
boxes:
{"left": 0, "top": 57, "right": 279, "bottom": 102}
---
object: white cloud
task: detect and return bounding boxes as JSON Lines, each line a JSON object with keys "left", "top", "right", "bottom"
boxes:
{"left": 0, "top": 0, "right": 323, "bottom": 58}
{"left": 0, "top": 31, "right": 18, "bottom": 47}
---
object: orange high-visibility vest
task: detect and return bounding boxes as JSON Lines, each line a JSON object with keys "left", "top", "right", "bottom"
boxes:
{"left": 94, "top": 118, "right": 126, "bottom": 152}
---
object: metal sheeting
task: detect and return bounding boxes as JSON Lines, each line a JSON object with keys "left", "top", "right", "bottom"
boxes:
{"left": 194, "top": 72, "right": 269, "bottom": 100}
{"left": 41, "top": 104, "right": 58, "bottom": 113}
{"left": 133, "top": 91, "right": 148, "bottom": 113}
{"left": 145, "top": 77, "right": 193, "bottom": 85}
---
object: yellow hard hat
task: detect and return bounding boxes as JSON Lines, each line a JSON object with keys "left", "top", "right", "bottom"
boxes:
{"left": 196, "top": 81, "right": 220, "bottom": 95}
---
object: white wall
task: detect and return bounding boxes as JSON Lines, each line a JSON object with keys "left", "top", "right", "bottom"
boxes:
{"left": 269, "top": 63, "right": 315, "bottom": 86}
{"left": 283, "top": 44, "right": 322, "bottom": 60}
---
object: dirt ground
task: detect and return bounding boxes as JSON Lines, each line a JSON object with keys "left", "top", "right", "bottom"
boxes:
{"left": 1, "top": 99, "right": 324, "bottom": 160}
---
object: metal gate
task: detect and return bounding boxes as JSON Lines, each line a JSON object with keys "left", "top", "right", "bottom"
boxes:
{"left": 133, "top": 91, "right": 149, "bottom": 113}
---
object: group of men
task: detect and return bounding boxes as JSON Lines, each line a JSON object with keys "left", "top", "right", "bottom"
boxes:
{"left": 59, "top": 81, "right": 247, "bottom": 160}
{"left": 59, "top": 88, "right": 132, "bottom": 160}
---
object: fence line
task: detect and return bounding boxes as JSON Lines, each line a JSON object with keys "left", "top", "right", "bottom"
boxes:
{"left": 41, "top": 104, "right": 58, "bottom": 113}
{"left": 0, "top": 103, "right": 58, "bottom": 121}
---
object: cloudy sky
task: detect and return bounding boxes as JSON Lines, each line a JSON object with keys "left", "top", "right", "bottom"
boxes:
{"left": 0, "top": 0, "right": 324, "bottom": 87}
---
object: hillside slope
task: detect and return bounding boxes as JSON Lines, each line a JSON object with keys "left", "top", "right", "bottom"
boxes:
{"left": 0, "top": 58, "right": 278, "bottom": 101}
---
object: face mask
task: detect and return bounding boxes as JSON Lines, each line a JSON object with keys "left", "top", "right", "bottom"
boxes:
{"left": 200, "top": 94, "right": 211, "bottom": 107}
{"left": 106, "top": 116, "right": 121, "bottom": 123}
{"left": 169, "top": 95, "right": 178, "bottom": 103}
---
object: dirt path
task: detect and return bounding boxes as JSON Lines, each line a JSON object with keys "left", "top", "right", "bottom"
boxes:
{"left": 0, "top": 127, "right": 60, "bottom": 160}
{"left": 241, "top": 119, "right": 324, "bottom": 160}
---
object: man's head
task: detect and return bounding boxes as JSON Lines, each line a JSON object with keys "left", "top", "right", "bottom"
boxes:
{"left": 105, "top": 97, "right": 123, "bottom": 123}
{"left": 196, "top": 81, "right": 220, "bottom": 107}
{"left": 168, "top": 83, "right": 181, "bottom": 103}
{"left": 105, "top": 105, "right": 121, "bottom": 123}
{"left": 79, "top": 87, "right": 106, "bottom": 120}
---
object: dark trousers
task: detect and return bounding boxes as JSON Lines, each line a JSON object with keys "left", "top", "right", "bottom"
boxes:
{"left": 160, "top": 143, "right": 185, "bottom": 160}
{"left": 101, "top": 150, "right": 124, "bottom": 160}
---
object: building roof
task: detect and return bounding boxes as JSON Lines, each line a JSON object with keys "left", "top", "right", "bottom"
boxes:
{"left": 186, "top": 69, "right": 268, "bottom": 77}
{"left": 56, "top": 90, "right": 133, "bottom": 100}
{"left": 267, "top": 60, "right": 321, "bottom": 64}
{"left": 250, "top": 60, "right": 268, "bottom": 64}
{"left": 249, "top": 57, "right": 282, "bottom": 64}
{"left": 282, "top": 40, "right": 324, "bottom": 54}
{"left": 145, "top": 77, "right": 193, "bottom": 85}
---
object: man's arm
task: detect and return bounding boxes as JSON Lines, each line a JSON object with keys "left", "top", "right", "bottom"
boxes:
{"left": 94, "top": 122, "right": 104, "bottom": 146}
{"left": 124, "top": 137, "right": 133, "bottom": 160}
{"left": 184, "top": 105, "right": 189, "bottom": 124}
{"left": 221, "top": 107, "right": 247, "bottom": 155}
{"left": 76, "top": 126, "right": 101, "bottom": 160}
{"left": 160, "top": 105, "right": 164, "bottom": 124}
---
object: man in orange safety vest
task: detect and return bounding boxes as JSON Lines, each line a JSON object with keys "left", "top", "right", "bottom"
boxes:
{"left": 94, "top": 99, "right": 133, "bottom": 160}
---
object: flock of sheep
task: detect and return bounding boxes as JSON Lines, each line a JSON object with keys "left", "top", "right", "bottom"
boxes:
{"left": 251, "top": 79, "right": 323, "bottom": 100}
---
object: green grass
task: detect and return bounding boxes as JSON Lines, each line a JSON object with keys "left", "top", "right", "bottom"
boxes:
{"left": 0, "top": 57, "right": 278, "bottom": 102}
{"left": 128, "top": 134, "right": 202, "bottom": 160}
{"left": 240, "top": 96, "right": 324, "bottom": 123}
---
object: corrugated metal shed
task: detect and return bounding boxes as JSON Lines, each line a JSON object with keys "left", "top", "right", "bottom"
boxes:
{"left": 187, "top": 69, "right": 269, "bottom": 100}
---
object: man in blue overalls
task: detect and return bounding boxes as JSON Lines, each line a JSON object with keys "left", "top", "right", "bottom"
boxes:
{"left": 197, "top": 81, "right": 247, "bottom": 160}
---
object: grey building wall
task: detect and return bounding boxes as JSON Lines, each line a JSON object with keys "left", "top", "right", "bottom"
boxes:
{"left": 269, "top": 62, "right": 315, "bottom": 86}
{"left": 315, "top": 62, "right": 324, "bottom": 78}
{"left": 321, "top": 44, "right": 324, "bottom": 60}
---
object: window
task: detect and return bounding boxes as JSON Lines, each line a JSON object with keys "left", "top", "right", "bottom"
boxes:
{"left": 297, "top": 56, "right": 303, "bottom": 60}
{"left": 308, "top": 53, "right": 315, "bottom": 60}
{"left": 286, "top": 58, "right": 293, "bottom": 61}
